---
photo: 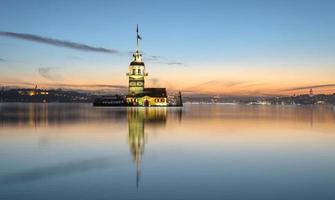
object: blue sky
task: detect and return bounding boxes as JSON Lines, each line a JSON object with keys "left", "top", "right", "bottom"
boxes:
{"left": 1, "top": 0, "right": 335, "bottom": 95}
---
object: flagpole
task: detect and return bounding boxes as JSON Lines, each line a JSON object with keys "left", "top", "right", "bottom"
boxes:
{"left": 136, "top": 24, "right": 139, "bottom": 51}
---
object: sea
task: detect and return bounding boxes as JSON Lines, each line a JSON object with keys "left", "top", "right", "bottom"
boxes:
{"left": 1, "top": 103, "right": 335, "bottom": 200}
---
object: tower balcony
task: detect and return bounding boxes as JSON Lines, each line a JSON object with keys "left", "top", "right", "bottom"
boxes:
{"left": 126, "top": 72, "right": 148, "bottom": 76}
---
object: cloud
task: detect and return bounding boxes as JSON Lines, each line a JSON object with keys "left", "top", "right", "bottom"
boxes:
{"left": 141, "top": 53, "right": 185, "bottom": 66}
{"left": 281, "top": 84, "right": 335, "bottom": 92}
{"left": 145, "top": 55, "right": 161, "bottom": 61}
{"left": 0, "top": 81, "right": 36, "bottom": 86}
{"left": 0, "top": 58, "right": 5, "bottom": 62}
{"left": 150, "top": 59, "right": 185, "bottom": 66}
{"left": 49, "top": 83, "right": 127, "bottom": 89}
{"left": 166, "top": 62, "right": 184, "bottom": 66}
{"left": 183, "top": 80, "right": 275, "bottom": 96}
{"left": 38, "top": 67, "right": 62, "bottom": 81}
{"left": 0, "top": 31, "right": 119, "bottom": 54}
{"left": 189, "top": 80, "right": 247, "bottom": 90}
{"left": 0, "top": 30, "right": 184, "bottom": 63}
{"left": 149, "top": 55, "right": 160, "bottom": 60}
{"left": 0, "top": 81, "right": 127, "bottom": 89}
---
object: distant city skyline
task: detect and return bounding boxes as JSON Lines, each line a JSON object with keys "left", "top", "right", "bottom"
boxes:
{"left": 1, "top": 0, "right": 335, "bottom": 96}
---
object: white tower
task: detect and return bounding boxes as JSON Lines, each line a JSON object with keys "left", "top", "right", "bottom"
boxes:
{"left": 127, "top": 25, "right": 148, "bottom": 95}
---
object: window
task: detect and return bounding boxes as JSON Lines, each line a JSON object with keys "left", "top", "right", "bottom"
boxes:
{"left": 132, "top": 69, "right": 136, "bottom": 75}
{"left": 138, "top": 69, "right": 141, "bottom": 74}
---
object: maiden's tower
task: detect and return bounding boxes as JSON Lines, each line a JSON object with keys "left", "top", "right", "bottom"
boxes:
{"left": 93, "top": 25, "right": 182, "bottom": 107}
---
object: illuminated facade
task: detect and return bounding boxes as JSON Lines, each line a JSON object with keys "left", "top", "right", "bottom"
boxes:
{"left": 126, "top": 25, "right": 168, "bottom": 107}
{"left": 127, "top": 50, "right": 147, "bottom": 95}
{"left": 127, "top": 107, "right": 168, "bottom": 188}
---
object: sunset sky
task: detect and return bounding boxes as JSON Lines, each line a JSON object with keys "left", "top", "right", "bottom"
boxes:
{"left": 1, "top": 0, "right": 335, "bottom": 96}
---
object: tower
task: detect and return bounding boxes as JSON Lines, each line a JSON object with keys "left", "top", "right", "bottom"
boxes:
{"left": 127, "top": 25, "right": 148, "bottom": 95}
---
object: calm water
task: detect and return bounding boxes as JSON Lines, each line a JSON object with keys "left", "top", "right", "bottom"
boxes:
{"left": 1, "top": 103, "right": 335, "bottom": 200}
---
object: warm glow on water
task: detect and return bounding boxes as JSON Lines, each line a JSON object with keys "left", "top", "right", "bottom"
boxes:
{"left": 1, "top": 103, "right": 335, "bottom": 200}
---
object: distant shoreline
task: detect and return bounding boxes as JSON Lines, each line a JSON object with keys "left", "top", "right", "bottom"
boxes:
{"left": 1, "top": 88, "right": 335, "bottom": 105}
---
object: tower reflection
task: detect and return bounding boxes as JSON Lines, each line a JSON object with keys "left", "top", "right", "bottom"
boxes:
{"left": 127, "top": 107, "right": 168, "bottom": 189}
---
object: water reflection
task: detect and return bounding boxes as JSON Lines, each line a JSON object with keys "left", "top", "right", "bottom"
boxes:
{"left": 0, "top": 103, "right": 128, "bottom": 128}
{"left": 1, "top": 103, "right": 335, "bottom": 199}
{"left": 0, "top": 104, "right": 180, "bottom": 189}
{"left": 1, "top": 103, "right": 333, "bottom": 130}
{"left": 127, "top": 107, "right": 168, "bottom": 188}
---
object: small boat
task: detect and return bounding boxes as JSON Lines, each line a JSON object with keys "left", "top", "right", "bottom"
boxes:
{"left": 93, "top": 95, "right": 125, "bottom": 106}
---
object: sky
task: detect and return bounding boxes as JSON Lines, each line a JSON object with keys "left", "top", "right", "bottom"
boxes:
{"left": 0, "top": 0, "right": 335, "bottom": 96}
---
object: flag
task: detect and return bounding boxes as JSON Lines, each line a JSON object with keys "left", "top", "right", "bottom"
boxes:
{"left": 137, "top": 24, "right": 142, "bottom": 40}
